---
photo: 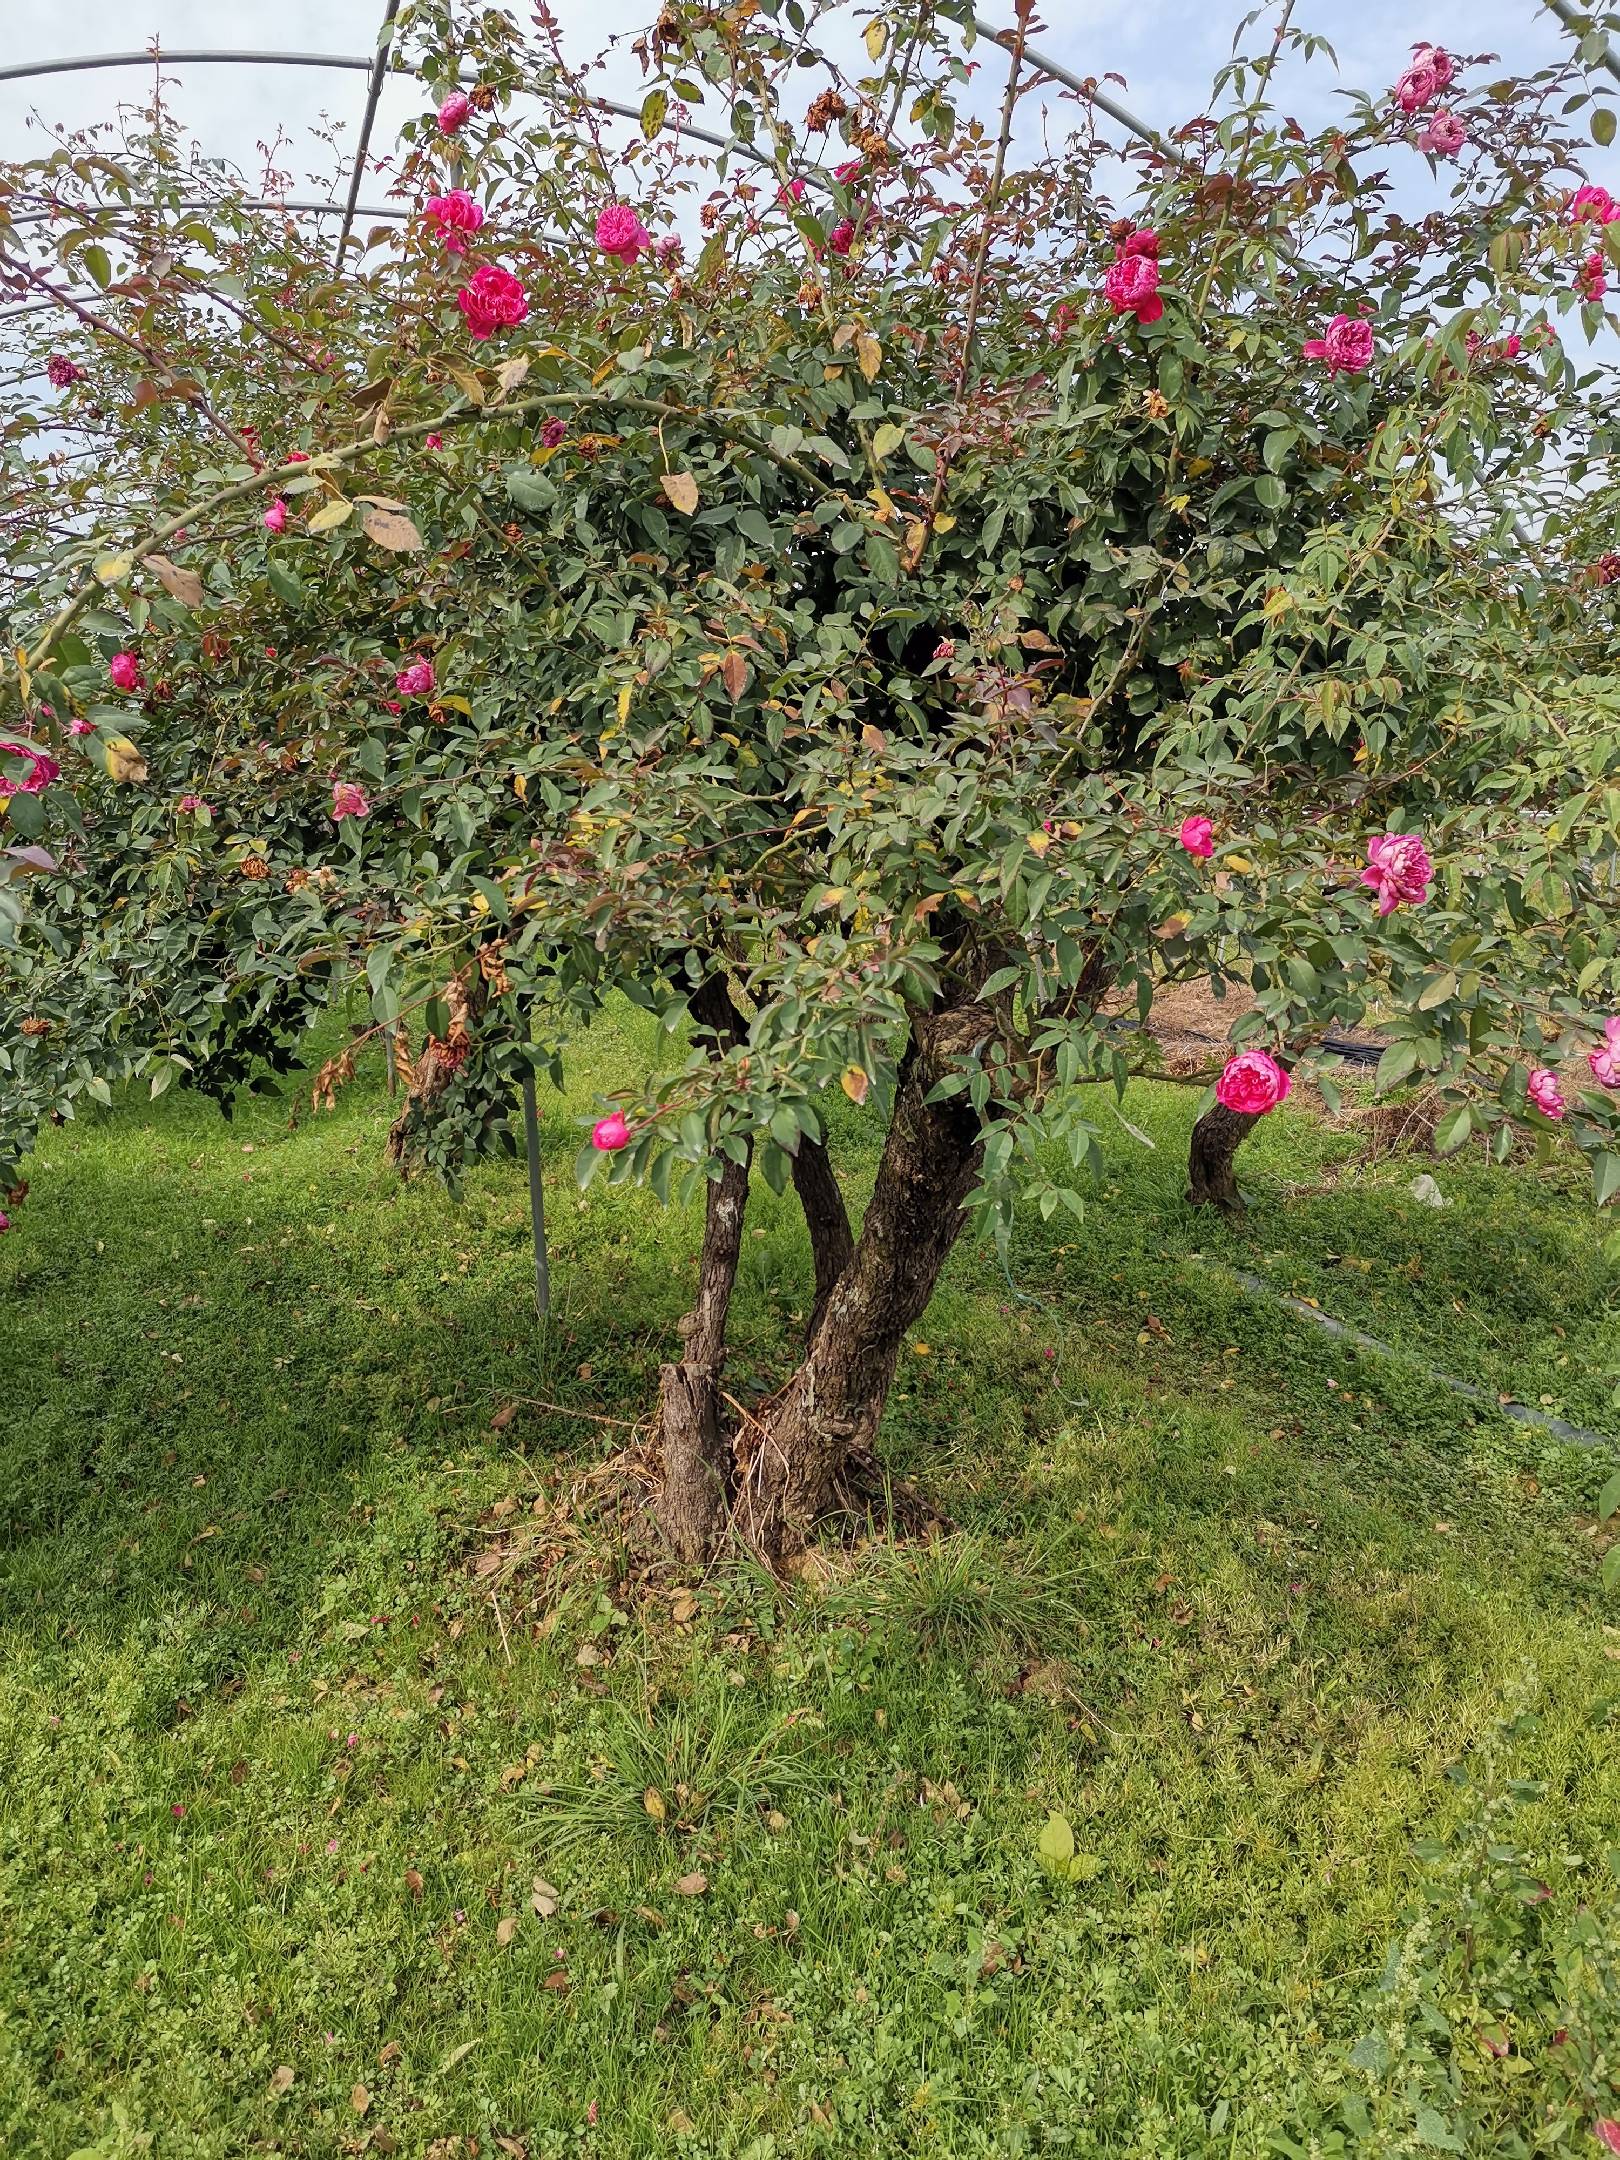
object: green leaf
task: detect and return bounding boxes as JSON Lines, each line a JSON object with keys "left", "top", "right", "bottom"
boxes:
{"left": 1594, "top": 1152, "right": 1620, "bottom": 1209}
{"left": 1417, "top": 970, "right": 1457, "bottom": 1011}
{"left": 1596, "top": 1469, "right": 1620, "bottom": 1522}
{"left": 1602, "top": 1544, "right": 1620, "bottom": 1594}
{"left": 872, "top": 422, "right": 905, "bottom": 461}
{"left": 1037, "top": 1811, "right": 1075, "bottom": 1871}
{"left": 1595, "top": 105, "right": 1617, "bottom": 148}
{"left": 1374, "top": 1040, "right": 1419, "bottom": 1093}
{"left": 1434, "top": 1104, "right": 1473, "bottom": 1156}
{"left": 1253, "top": 473, "right": 1286, "bottom": 512}
{"left": 82, "top": 244, "right": 112, "bottom": 290}
{"left": 266, "top": 560, "right": 306, "bottom": 609}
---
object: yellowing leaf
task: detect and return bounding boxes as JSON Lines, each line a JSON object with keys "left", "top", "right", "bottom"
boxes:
{"left": 872, "top": 421, "right": 904, "bottom": 460}
{"left": 94, "top": 553, "right": 134, "bottom": 586}
{"left": 854, "top": 331, "right": 882, "bottom": 383}
{"left": 512, "top": 772, "right": 528, "bottom": 800}
{"left": 865, "top": 18, "right": 888, "bottom": 60}
{"left": 361, "top": 505, "right": 423, "bottom": 552}
{"left": 643, "top": 1786, "right": 667, "bottom": 1822}
{"left": 1027, "top": 828, "right": 1052, "bottom": 857}
{"left": 146, "top": 554, "right": 204, "bottom": 606}
{"left": 447, "top": 364, "right": 486, "bottom": 407}
{"left": 307, "top": 498, "right": 353, "bottom": 534}
{"left": 102, "top": 734, "right": 149, "bottom": 784}
{"left": 1225, "top": 853, "right": 1253, "bottom": 873}
{"left": 933, "top": 513, "right": 957, "bottom": 533}
{"left": 661, "top": 471, "right": 700, "bottom": 514}
{"left": 841, "top": 1066, "right": 871, "bottom": 1105}
{"left": 617, "top": 683, "right": 633, "bottom": 723}
{"left": 861, "top": 722, "right": 887, "bottom": 754}
{"left": 868, "top": 485, "right": 898, "bottom": 523}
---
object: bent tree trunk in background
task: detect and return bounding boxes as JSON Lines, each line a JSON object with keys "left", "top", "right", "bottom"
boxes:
{"left": 654, "top": 1142, "right": 752, "bottom": 1562}
{"left": 789, "top": 1134, "right": 854, "bottom": 1338}
{"left": 732, "top": 1006, "right": 988, "bottom": 1561}
{"left": 1186, "top": 1101, "right": 1260, "bottom": 1216}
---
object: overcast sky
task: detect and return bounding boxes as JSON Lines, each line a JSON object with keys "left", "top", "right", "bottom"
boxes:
{"left": 0, "top": 0, "right": 1592, "bottom": 216}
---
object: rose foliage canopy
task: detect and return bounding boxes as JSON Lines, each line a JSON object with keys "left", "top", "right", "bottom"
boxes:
{"left": 2, "top": 0, "right": 1619, "bottom": 1550}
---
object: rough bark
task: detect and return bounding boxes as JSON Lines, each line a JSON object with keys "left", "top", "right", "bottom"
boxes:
{"left": 733, "top": 1006, "right": 989, "bottom": 1560}
{"left": 650, "top": 970, "right": 754, "bottom": 1563}
{"left": 1185, "top": 1100, "right": 1261, "bottom": 1216}
{"left": 789, "top": 1134, "right": 855, "bottom": 1339}
{"left": 653, "top": 1142, "right": 752, "bottom": 1562}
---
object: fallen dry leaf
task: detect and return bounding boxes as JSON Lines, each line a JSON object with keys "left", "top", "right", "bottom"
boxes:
{"left": 670, "top": 1590, "right": 697, "bottom": 1625}
{"left": 146, "top": 553, "right": 204, "bottom": 606}
{"left": 361, "top": 505, "right": 424, "bottom": 552}
{"left": 489, "top": 1402, "right": 517, "bottom": 1431}
{"left": 351, "top": 2083, "right": 371, "bottom": 2116}
{"left": 404, "top": 1868, "right": 425, "bottom": 1900}
{"left": 269, "top": 2065, "right": 295, "bottom": 2096}
{"left": 543, "top": 1969, "right": 570, "bottom": 1992}
{"left": 674, "top": 1870, "right": 708, "bottom": 1897}
{"left": 496, "top": 1914, "right": 518, "bottom": 1947}
{"left": 643, "top": 1786, "right": 667, "bottom": 1822}
{"left": 531, "top": 1877, "right": 560, "bottom": 1917}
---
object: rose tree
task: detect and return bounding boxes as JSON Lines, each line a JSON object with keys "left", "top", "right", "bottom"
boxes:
{"left": 2, "top": 1, "right": 1619, "bottom": 1555}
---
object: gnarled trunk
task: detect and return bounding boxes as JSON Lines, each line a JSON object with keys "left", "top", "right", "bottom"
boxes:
{"left": 730, "top": 1007, "right": 988, "bottom": 1560}
{"left": 1186, "top": 1100, "right": 1260, "bottom": 1216}
{"left": 653, "top": 1143, "right": 752, "bottom": 1562}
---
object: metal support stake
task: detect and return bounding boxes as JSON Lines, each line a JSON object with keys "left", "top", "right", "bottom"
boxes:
{"left": 521, "top": 1069, "right": 550, "bottom": 1318}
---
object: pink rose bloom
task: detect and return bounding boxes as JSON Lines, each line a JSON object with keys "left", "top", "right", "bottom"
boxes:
{"left": 0, "top": 741, "right": 59, "bottom": 795}
{"left": 331, "top": 780, "right": 371, "bottom": 822}
{"left": 540, "top": 418, "right": 567, "bottom": 449}
{"left": 1499, "top": 332, "right": 1522, "bottom": 359}
{"left": 108, "top": 651, "right": 142, "bottom": 693}
{"left": 1216, "top": 1050, "right": 1292, "bottom": 1117}
{"left": 1178, "top": 814, "right": 1214, "bottom": 858}
{"left": 0, "top": 1211, "right": 9, "bottom": 1233}
{"left": 1360, "top": 831, "right": 1432, "bottom": 915}
{"left": 395, "top": 659, "right": 436, "bottom": 697}
{"left": 652, "top": 234, "right": 683, "bottom": 265}
{"left": 1570, "top": 185, "right": 1620, "bottom": 224}
{"left": 68, "top": 717, "right": 95, "bottom": 737}
{"left": 932, "top": 638, "right": 956, "bottom": 661}
{"left": 1587, "top": 1016, "right": 1620, "bottom": 1089}
{"left": 425, "top": 189, "right": 485, "bottom": 255}
{"left": 286, "top": 449, "right": 309, "bottom": 464}
{"left": 595, "top": 204, "right": 652, "bottom": 266}
{"left": 1417, "top": 109, "right": 1466, "bottom": 156}
{"left": 1526, "top": 1066, "right": 1566, "bottom": 1120}
{"left": 46, "top": 354, "right": 83, "bottom": 388}
{"left": 828, "top": 218, "right": 855, "bottom": 256}
{"left": 834, "top": 156, "right": 863, "bottom": 184}
{"left": 777, "top": 178, "right": 807, "bottom": 205}
{"left": 1579, "top": 251, "right": 1608, "bottom": 304}
{"left": 437, "top": 89, "right": 471, "bottom": 135}
{"left": 1120, "top": 228, "right": 1159, "bottom": 260}
{"left": 592, "top": 1111, "right": 631, "bottom": 1151}
{"left": 177, "top": 794, "right": 205, "bottom": 813}
{"left": 424, "top": 433, "right": 443, "bottom": 450}
{"left": 263, "top": 497, "right": 288, "bottom": 534}
{"left": 1304, "top": 313, "right": 1375, "bottom": 375}
{"left": 1393, "top": 43, "right": 1453, "bottom": 114}
{"left": 1103, "top": 250, "right": 1162, "bottom": 325}
{"left": 1594, "top": 2123, "right": 1620, "bottom": 2156}
{"left": 457, "top": 263, "right": 529, "bottom": 340}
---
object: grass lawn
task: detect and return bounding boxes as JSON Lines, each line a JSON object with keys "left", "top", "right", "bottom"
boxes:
{"left": 3, "top": 1007, "right": 1619, "bottom": 2159}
